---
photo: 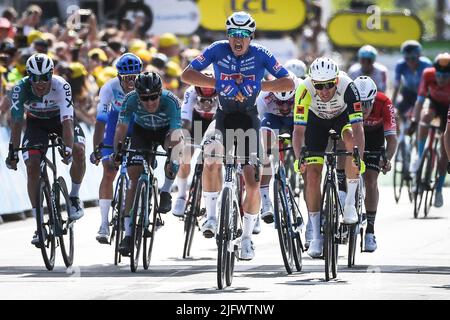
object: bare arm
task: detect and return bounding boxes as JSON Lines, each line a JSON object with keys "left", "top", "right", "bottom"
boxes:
{"left": 391, "top": 84, "right": 400, "bottom": 107}
{"left": 10, "top": 120, "right": 23, "bottom": 149}
{"left": 351, "top": 122, "right": 365, "bottom": 158}
{"left": 93, "top": 121, "right": 106, "bottom": 148}
{"left": 261, "top": 76, "right": 294, "bottom": 93}
{"left": 181, "top": 68, "right": 216, "bottom": 88}
{"left": 293, "top": 125, "right": 306, "bottom": 159}
{"left": 385, "top": 134, "right": 398, "bottom": 161}
{"left": 411, "top": 99, "right": 424, "bottom": 123}
{"left": 61, "top": 119, "right": 74, "bottom": 150}
{"left": 114, "top": 123, "right": 128, "bottom": 153}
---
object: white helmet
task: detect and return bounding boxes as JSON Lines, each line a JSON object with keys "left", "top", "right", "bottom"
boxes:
{"left": 26, "top": 53, "right": 54, "bottom": 75}
{"left": 353, "top": 76, "right": 377, "bottom": 101}
{"left": 285, "top": 59, "right": 307, "bottom": 79}
{"left": 226, "top": 11, "right": 256, "bottom": 33}
{"left": 309, "top": 57, "right": 339, "bottom": 82}
{"left": 273, "top": 71, "right": 299, "bottom": 101}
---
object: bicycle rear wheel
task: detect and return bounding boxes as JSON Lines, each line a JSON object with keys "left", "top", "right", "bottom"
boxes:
{"left": 287, "top": 185, "right": 303, "bottom": 272}
{"left": 348, "top": 180, "right": 362, "bottom": 268}
{"left": 143, "top": 178, "right": 158, "bottom": 270}
{"left": 274, "top": 178, "right": 295, "bottom": 274}
{"left": 55, "top": 177, "right": 74, "bottom": 268}
{"left": 217, "top": 187, "right": 232, "bottom": 289}
{"left": 130, "top": 179, "right": 147, "bottom": 272}
{"left": 183, "top": 169, "right": 201, "bottom": 258}
{"left": 285, "top": 151, "right": 302, "bottom": 198}
{"left": 111, "top": 175, "right": 126, "bottom": 265}
{"left": 36, "top": 178, "right": 56, "bottom": 271}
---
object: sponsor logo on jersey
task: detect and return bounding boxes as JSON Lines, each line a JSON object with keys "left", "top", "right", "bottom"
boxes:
{"left": 220, "top": 73, "right": 255, "bottom": 82}
{"left": 273, "top": 61, "right": 282, "bottom": 72}
{"left": 296, "top": 105, "right": 304, "bottom": 114}
{"left": 196, "top": 54, "right": 205, "bottom": 63}
{"left": 353, "top": 101, "right": 362, "bottom": 112}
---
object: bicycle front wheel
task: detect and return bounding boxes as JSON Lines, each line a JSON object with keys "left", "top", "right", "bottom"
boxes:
{"left": 322, "top": 182, "right": 338, "bottom": 281}
{"left": 36, "top": 178, "right": 56, "bottom": 271}
{"left": 287, "top": 185, "right": 303, "bottom": 272}
{"left": 217, "top": 187, "right": 232, "bottom": 289}
{"left": 55, "top": 177, "right": 74, "bottom": 268}
{"left": 143, "top": 178, "right": 158, "bottom": 270}
{"left": 274, "top": 178, "right": 294, "bottom": 274}
{"left": 393, "top": 142, "right": 405, "bottom": 203}
{"left": 130, "top": 179, "right": 147, "bottom": 272}
{"left": 183, "top": 170, "right": 201, "bottom": 258}
{"left": 413, "top": 151, "right": 429, "bottom": 218}
{"left": 112, "top": 175, "right": 127, "bottom": 265}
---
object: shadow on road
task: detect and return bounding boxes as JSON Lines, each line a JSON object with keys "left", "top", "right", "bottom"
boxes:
{"left": 1, "top": 264, "right": 449, "bottom": 279}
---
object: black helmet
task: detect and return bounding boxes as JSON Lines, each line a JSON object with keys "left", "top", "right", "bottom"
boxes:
{"left": 134, "top": 71, "right": 162, "bottom": 95}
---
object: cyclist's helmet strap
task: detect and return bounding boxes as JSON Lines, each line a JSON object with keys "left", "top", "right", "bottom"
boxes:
{"left": 135, "top": 71, "right": 162, "bottom": 95}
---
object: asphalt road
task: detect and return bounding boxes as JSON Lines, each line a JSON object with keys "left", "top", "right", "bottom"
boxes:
{"left": 0, "top": 186, "right": 449, "bottom": 300}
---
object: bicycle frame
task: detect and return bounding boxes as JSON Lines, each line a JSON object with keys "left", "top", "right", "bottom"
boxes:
{"left": 273, "top": 140, "right": 303, "bottom": 239}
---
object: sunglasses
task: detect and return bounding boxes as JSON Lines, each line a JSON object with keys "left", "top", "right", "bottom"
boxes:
{"left": 404, "top": 55, "right": 419, "bottom": 61}
{"left": 227, "top": 28, "right": 252, "bottom": 38}
{"left": 275, "top": 98, "right": 294, "bottom": 107}
{"left": 120, "top": 74, "right": 138, "bottom": 82}
{"left": 139, "top": 93, "right": 160, "bottom": 102}
{"left": 362, "top": 100, "right": 374, "bottom": 109}
{"left": 313, "top": 80, "right": 336, "bottom": 90}
{"left": 436, "top": 71, "right": 450, "bottom": 79}
{"left": 29, "top": 72, "right": 52, "bottom": 83}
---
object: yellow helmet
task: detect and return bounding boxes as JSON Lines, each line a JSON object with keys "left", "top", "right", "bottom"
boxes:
{"left": 128, "top": 39, "right": 147, "bottom": 54}
{"left": 165, "top": 60, "right": 181, "bottom": 78}
{"left": 135, "top": 49, "right": 152, "bottom": 64}
{"left": 69, "top": 62, "right": 88, "bottom": 79}
{"left": 27, "top": 30, "right": 44, "bottom": 45}
{"left": 159, "top": 33, "right": 179, "bottom": 48}
{"left": 88, "top": 48, "right": 108, "bottom": 62}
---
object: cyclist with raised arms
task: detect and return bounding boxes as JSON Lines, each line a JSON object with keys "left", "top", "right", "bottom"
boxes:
{"left": 409, "top": 52, "right": 450, "bottom": 207}
{"left": 348, "top": 45, "right": 388, "bottom": 92}
{"left": 292, "top": 57, "right": 365, "bottom": 258}
{"left": 5, "top": 53, "right": 86, "bottom": 246}
{"left": 172, "top": 70, "right": 218, "bottom": 218}
{"left": 90, "top": 53, "right": 142, "bottom": 244}
{"left": 181, "top": 11, "right": 294, "bottom": 260}
{"left": 354, "top": 76, "right": 397, "bottom": 252}
{"left": 113, "top": 72, "right": 183, "bottom": 255}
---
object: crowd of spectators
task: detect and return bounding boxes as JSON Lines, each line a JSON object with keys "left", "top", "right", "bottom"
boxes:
{"left": 0, "top": 2, "right": 325, "bottom": 128}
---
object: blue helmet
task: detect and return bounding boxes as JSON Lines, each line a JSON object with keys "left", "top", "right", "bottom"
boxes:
{"left": 358, "top": 45, "right": 377, "bottom": 61}
{"left": 116, "top": 53, "right": 142, "bottom": 75}
{"left": 400, "top": 40, "right": 422, "bottom": 55}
